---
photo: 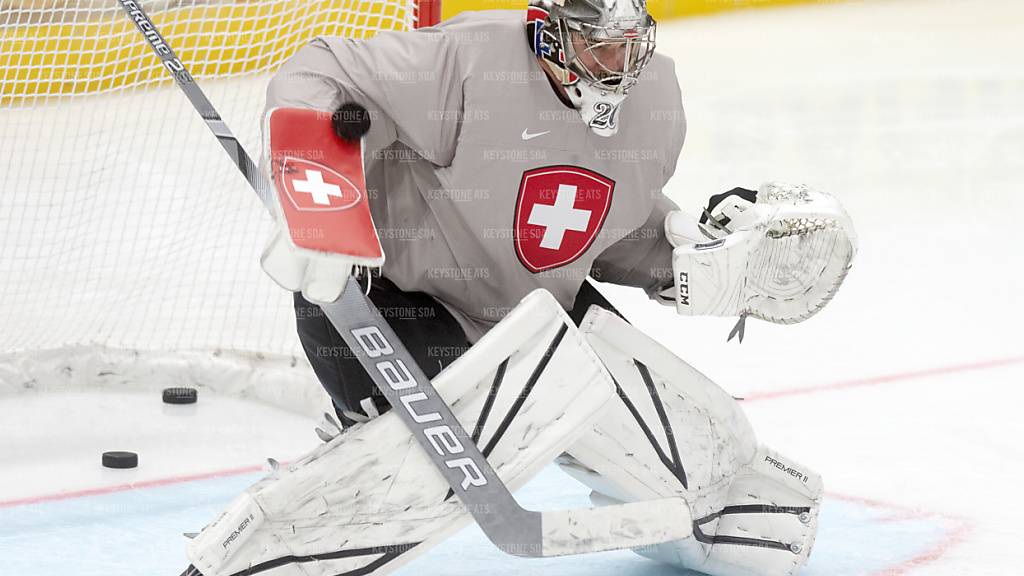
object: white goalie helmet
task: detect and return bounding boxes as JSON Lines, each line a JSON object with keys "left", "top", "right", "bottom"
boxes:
{"left": 527, "top": 0, "right": 657, "bottom": 137}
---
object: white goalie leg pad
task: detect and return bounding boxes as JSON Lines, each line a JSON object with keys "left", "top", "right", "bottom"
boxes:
{"left": 188, "top": 289, "right": 616, "bottom": 576}
{"left": 559, "top": 306, "right": 822, "bottom": 576}
{"left": 685, "top": 445, "right": 822, "bottom": 576}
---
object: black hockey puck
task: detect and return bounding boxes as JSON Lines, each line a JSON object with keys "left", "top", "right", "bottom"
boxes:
{"left": 102, "top": 451, "right": 138, "bottom": 469}
{"left": 332, "top": 102, "right": 371, "bottom": 142}
{"left": 163, "top": 387, "right": 198, "bottom": 405}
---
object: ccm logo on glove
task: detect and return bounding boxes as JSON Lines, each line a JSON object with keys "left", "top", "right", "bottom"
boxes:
{"left": 677, "top": 272, "right": 690, "bottom": 307}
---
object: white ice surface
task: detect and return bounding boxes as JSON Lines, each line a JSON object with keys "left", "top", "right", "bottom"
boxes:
{"left": 2, "top": 0, "right": 1023, "bottom": 574}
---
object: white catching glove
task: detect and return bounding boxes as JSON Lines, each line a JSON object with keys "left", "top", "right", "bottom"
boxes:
{"left": 659, "top": 182, "right": 857, "bottom": 326}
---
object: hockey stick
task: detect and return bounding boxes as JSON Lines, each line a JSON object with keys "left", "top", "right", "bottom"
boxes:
{"left": 117, "top": 0, "right": 690, "bottom": 560}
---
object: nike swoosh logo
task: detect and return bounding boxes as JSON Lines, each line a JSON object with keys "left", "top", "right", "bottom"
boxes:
{"left": 521, "top": 129, "right": 551, "bottom": 141}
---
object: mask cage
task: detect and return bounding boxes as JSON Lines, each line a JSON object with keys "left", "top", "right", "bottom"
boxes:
{"left": 556, "top": 16, "right": 656, "bottom": 94}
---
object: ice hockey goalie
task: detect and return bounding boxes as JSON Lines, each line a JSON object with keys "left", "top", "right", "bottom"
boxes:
{"left": 184, "top": 1, "right": 857, "bottom": 575}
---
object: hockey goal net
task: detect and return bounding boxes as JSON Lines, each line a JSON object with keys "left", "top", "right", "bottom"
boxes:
{"left": 0, "top": 0, "right": 439, "bottom": 410}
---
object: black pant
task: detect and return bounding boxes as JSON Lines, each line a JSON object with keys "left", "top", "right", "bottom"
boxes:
{"left": 294, "top": 277, "right": 621, "bottom": 426}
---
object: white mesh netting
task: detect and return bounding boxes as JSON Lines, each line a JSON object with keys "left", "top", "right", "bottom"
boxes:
{"left": 0, "top": 0, "right": 430, "bottom": 402}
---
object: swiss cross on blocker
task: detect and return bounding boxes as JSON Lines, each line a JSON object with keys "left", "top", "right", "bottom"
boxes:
{"left": 280, "top": 157, "right": 361, "bottom": 212}
{"left": 515, "top": 165, "right": 615, "bottom": 273}
{"left": 268, "top": 108, "right": 383, "bottom": 262}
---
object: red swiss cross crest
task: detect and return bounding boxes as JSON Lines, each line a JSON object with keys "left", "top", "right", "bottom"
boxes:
{"left": 279, "top": 157, "right": 362, "bottom": 212}
{"left": 514, "top": 165, "right": 615, "bottom": 273}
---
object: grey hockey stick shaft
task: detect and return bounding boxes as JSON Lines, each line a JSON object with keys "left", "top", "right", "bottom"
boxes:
{"left": 118, "top": 0, "right": 690, "bottom": 560}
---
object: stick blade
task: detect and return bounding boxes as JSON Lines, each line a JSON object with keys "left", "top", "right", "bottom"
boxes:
{"left": 539, "top": 497, "right": 692, "bottom": 557}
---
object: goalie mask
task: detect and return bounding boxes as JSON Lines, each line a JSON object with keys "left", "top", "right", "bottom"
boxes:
{"left": 527, "top": 0, "right": 657, "bottom": 137}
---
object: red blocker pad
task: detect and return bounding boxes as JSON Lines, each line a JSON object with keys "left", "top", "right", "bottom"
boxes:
{"left": 267, "top": 107, "right": 384, "bottom": 266}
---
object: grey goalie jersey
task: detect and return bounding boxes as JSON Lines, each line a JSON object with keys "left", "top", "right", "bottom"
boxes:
{"left": 266, "top": 10, "right": 687, "bottom": 341}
